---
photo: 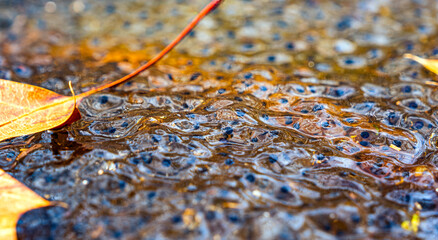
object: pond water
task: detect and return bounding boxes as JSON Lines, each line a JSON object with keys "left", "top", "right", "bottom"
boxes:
{"left": 1, "top": 0, "right": 438, "bottom": 239}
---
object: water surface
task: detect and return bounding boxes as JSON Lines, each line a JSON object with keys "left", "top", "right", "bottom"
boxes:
{"left": 1, "top": 0, "right": 438, "bottom": 239}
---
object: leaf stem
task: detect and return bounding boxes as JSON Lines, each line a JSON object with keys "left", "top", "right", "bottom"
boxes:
{"left": 77, "top": 0, "right": 224, "bottom": 100}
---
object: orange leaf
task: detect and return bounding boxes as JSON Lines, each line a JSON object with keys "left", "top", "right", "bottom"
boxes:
{"left": 404, "top": 53, "right": 438, "bottom": 75}
{"left": 0, "top": 169, "right": 50, "bottom": 240}
{"left": 0, "top": 81, "right": 77, "bottom": 142}
{"left": 0, "top": 0, "right": 223, "bottom": 142}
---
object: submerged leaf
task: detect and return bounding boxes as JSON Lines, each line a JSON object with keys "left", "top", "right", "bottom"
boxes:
{"left": 404, "top": 53, "right": 438, "bottom": 75}
{"left": 0, "top": 169, "right": 50, "bottom": 240}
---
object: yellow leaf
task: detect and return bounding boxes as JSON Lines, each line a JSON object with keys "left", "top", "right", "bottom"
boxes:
{"left": 404, "top": 53, "right": 438, "bottom": 75}
{"left": 0, "top": 80, "right": 78, "bottom": 143}
{"left": 0, "top": 169, "right": 50, "bottom": 240}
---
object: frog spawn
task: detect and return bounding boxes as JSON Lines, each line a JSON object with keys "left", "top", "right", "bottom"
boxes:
{"left": 3, "top": 0, "right": 438, "bottom": 239}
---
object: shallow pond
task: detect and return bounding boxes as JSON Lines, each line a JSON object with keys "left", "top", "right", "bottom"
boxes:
{"left": 1, "top": 0, "right": 438, "bottom": 239}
